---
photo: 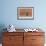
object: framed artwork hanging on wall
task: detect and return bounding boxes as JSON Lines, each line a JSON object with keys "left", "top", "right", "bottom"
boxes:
{"left": 17, "top": 7, "right": 34, "bottom": 20}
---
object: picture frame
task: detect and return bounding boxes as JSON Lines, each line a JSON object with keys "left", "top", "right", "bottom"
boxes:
{"left": 17, "top": 7, "right": 34, "bottom": 20}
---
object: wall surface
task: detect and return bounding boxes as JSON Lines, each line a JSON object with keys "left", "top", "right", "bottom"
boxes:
{"left": 0, "top": 0, "right": 46, "bottom": 29}
{"left": 0, "top": 0, "right": 46, "bottom": 44}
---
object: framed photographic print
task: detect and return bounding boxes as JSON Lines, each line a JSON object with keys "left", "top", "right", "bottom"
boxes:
{"left": 17, "top": 7, "right": 34, "bottom": 20}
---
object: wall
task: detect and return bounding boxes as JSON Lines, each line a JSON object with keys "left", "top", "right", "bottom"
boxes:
{"left": 0, "top": 0, "right": 46, "bottom": 29}
{"left": 0, "top": 0, "right": 46, "bottom": 44}
{"left": 0, "top": 0, "right": 46, "bottom": 28}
